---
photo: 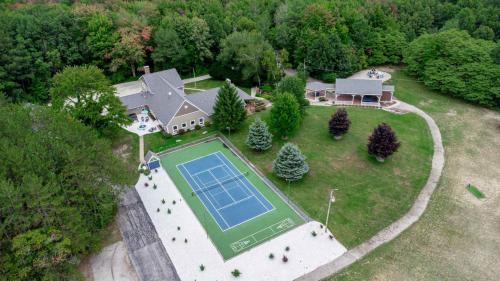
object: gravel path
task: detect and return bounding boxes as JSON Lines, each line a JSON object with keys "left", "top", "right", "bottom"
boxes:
{"left": 296, "top": 101, "right": 444, "bottom": 281}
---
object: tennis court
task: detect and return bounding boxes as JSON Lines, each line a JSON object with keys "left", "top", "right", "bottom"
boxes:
{"left": 177, "top": 152, "right": 274, "bottom": 231}
{"left": 161, "top": 139, "right": 305, "bottom": 259}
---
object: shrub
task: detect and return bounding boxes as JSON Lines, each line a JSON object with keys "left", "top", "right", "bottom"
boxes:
{"left": 162, "top": 199, "right": 165, "bottom": 204}
{"left": 285, "top": 246, "right": 290, "bottom": 251}
{"left": 282, "top": 255, "right": 288, "bottom": 263}
{"left": 153, "top": 184, "right": 157, "bottom": 189}
{"left": 269, "top": 253, "right": 274, "bottom": 259}
{"left": 156, "top": 208, "right": 160, "bottom": 212}
{"left": 177, "top": 128, "right": 186, "bottom": 135}
{"left": 143, "top": 169, "right": 151, "bottom": 176}
{"left": 231, "top": 269, "right": 241, "bottom": 278}
{"left": 172, "top": 237, "right": 176, "bottom": 241}
{"left": 148, "top": 175, "right": 152, "bottom": 180}
{"left": 200, "top": 264, "right": 205, "bottom": 271}
{"left": 204, "top": 120, "right": 212, "bottom": 127}
{"left": 167, "top": 209, "right": 171, "bottom": 214}
{"left": 311, "top": 231, "right": 317, "bottom": 237}
{"left": 319, "top": 96, "right": 327, "bottom": 102}
{"left": 184, "top": 238, "right": 188, "bottom": 243}
{"left": 194, "top": 124, "right": 202, "bottom": 130}
{"left": 177, "top": 226, "right": 180, "bottom": 231}
{"left": 172, "top": 200, "right": 176, "bottom": 205}
{"left": 162, "top": 131, "right": 173, "bottom": 139}
{"left": 144, "top": 183, "right": 149, "bottom": 187}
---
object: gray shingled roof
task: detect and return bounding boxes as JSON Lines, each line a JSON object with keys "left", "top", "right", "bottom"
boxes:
{"left": 118, "top": 69, "right": 252, "bottom": 125}
{"left": 335, "top": 79, "right": 383, "bottom": 95}
{"left": 382, "top": 85, "right": 395, "bottom": 92}
{"left": 306, "top": 81, "right": 335, "bottom": 91}
{"left": 144, "top": 151, "right": 157, "bottom": 163}
{"left": 186, "top": 87, "right": 252, "bottom": 115}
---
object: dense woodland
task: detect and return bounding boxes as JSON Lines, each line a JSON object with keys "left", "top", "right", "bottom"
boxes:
{"left": 0, "top": 1, "right": 499, "bottom": 280}
{"left": 0, "top": 0, "right": 498, "bottom": 106}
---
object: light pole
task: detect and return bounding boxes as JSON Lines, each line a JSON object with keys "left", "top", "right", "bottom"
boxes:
{"left": 226, "top": 126, "right": 231, "bottom": 138}
{"left": 325, "top": 189, "right": 337, "bottom": 233}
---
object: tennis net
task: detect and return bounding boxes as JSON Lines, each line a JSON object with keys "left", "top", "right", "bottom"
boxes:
{"left": 192, "top": 171, "right": 248, "bottom": 195}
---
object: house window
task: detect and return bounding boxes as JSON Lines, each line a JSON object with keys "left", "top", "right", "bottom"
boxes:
{"left": 190, "top": 120, "right": 195, "bottom": 126}
{"left": 199, "top": 117, "right": 204, "bottom": 125}
{"left": 172, "top": 125, "right": 178, "bottom": 133}
{"left": 181, "top": 123, "right": 187, "bottom": 128}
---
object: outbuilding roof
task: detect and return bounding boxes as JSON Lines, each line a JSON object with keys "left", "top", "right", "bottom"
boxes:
{"left": 335, "top": 79, "right": 383, "bottom": 96}
{"left": 306, "top": 81, "right": 335, "bottom": 92}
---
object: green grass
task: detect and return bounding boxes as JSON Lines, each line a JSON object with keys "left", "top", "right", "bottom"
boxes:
{"left": 144, "top": 127, "right": 217, "bottom": 153}
{"left": 160, "top": 139, "right": 305, "bottom": 259}
{"left": 184, "top": 79, "right": 251, "bottom": 95}
{"left": 226, "top": 106, "right": 434, "bottom": 248}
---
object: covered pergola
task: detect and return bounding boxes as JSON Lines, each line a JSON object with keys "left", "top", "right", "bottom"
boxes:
{"left": 305, "top": 81, "right": 335, "bottom": 101}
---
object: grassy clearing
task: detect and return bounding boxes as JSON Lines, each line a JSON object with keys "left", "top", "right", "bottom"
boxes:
{"left": 184, "top": 79, "right": 251, "bottom": 95}
{"left": 109, "top": 129, "right": 140, "bottom": 185}
{"left": 226, "top": 106, "right": 433, "bottom": 248}
{"left": 329, "top": 70, "right": 500, "bottom": 281}
{"left": 144, "top": 127, "right": 217, "bottom": 153}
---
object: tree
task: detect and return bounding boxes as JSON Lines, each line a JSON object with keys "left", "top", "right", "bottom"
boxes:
{"left": 211, "top": 31, "right": 276, "bottom": 86}
{"left": 275, "top": 76, "right": 308, "bottom": 114}
{"left": 0, "top": 103, "right": 127, "bottom": 280}
{"left": 367, "top": 123, "right": 401, "bottom": 162}
{"left": 50, "top": 65, "right": 131, "bottom": 132}
{"left": 212, "top": 79, "right": 247, "bottom": 132}
{"left": 110, "top": 28, "right": 145, "bottom": 77}
{"left": 329, "top": 108, "right": 351, "bottom": 139}
{"left": 269, "top": 92, "right": 301, "bottom": 140}
{"left": 273, "top": 143, "right": 309, "bottom": 182}
{"left": 246, "top": 118, "right": 273, "bottom": 151}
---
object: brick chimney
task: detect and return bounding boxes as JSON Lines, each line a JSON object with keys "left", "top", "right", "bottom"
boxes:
{"left": 144, "top": 65, "right": 151, "bottom": 74}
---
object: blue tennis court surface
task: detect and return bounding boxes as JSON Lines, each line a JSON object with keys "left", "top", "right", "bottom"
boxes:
{"left": 177, "top": 151, "right": 274, "bottom": 231}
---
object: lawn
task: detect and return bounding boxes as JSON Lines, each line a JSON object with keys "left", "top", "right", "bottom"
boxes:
{"left": 144, "top": 127, "right": 217, "bottom": 153}
{"left": 226, "top": 106, "right": 434, "bottom": 248}
{"left": 184, "top": 79, "right": 251, "bottom": 95}
{"left": 160, "top": 139, "right": 304, "bottom": 259}
{"left": 328, "top": 70, "right": 500, "bottom": 281}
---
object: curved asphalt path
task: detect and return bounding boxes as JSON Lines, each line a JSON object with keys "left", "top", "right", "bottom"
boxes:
{"left": 296, "top": 101, "right": 445, "bottom": 281}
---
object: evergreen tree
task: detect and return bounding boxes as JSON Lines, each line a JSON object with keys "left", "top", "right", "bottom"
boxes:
{"left": 275, "top": 76, "right": 308, "bottom": 115}
{"left": 328, "top": 108, "right": 351, "bottom": 139}
{"left": 269, "top": 92, "right": 301, "bottom": 140}
{"left": 246, "top": 118, "right": 273, "bottom": 151}
{"left": 212, "top": 79, "right": 247, "bottom": 132}
{"left": 367, "top": 123, "right": 401, "bottom": 162}
{"left": 273, "top": 143, "right": 309, "bottom": 182}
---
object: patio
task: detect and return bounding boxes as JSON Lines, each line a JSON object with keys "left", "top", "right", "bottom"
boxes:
{"left": 123, "top": 109, "right": 162, "bottom": 136}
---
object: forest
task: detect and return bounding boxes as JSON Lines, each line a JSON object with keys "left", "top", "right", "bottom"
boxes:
{"left": 0, "top": 1, "right": 499, "bottom": 280}
{"left": 0, "top": 0, "right": 498, "bottom": 107}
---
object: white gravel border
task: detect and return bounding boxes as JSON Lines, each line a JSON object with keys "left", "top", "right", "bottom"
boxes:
{"left": 135, "top": 168, "right": 347, "bottom": 281}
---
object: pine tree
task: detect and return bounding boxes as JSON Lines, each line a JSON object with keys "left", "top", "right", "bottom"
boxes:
{"left": 246, "top": 118, "right": 273, "bottom": 151}
{"left": 328, "top": 108, "right": 351, "bottom": 139}
{"left": 212, "top": 79, "right": 247, "bottom": 132}
{"left": 269, "top": 92, "right": 301, "bottom": 139}
{"left": 367, "top": 123, "right": 401, "bottom": 162}
{"left": 273, "top": 143, "right": 309, "bottom": 182}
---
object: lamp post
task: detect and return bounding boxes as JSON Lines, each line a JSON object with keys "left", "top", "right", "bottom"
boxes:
{"left": 325, "top": 189, "right": 337, "bottom": 233}
{"left": 226, "top": 126, "right": 231, "bottom": 138}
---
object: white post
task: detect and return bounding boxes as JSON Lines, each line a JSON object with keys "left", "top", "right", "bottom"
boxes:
{"left": 325, "top": 189, "right": 336, "bottom": 233}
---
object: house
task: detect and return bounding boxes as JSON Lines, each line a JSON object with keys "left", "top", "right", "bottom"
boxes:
{"left": 115, "top": 68, "right": 253, "bottom": 135}
{"left": 305, "top": 79, "right": 394, "bottom": 107}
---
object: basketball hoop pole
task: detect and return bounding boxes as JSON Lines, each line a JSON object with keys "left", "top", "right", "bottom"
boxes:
{"left": 325, "top": 189, "right": 337, "bottom": 233}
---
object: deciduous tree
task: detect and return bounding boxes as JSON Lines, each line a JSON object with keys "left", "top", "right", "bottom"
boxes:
{"left": 328, "top": 108, "right": 351, "bottom": 139}
{"left": 269, "top": 92, "right": 301, "bottom": 139}
{"left": 367, "top": 123, "right": 401, "bottom": 162}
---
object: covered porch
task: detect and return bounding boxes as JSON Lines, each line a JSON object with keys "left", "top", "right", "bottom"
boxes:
{"left": 333, "top": 94, "right": 382, "bottom": 107}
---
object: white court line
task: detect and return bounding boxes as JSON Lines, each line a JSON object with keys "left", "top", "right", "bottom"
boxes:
{"left": 216, "top": 195, "right": 254, "bottom": 211}
{"left": 193, "top": 173, "right": 224, "bottom": 208}
{"left": 215, "top": 152, "right": 274, "bottom": 212}
{"left": 190, "top": 164, "right": 225, "bottom": 177}
{"left": 177, "top": 163, "right": 230, "bottom": 230}
{"left": 208, "top": 169, "right": 237, "bottom": 203}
